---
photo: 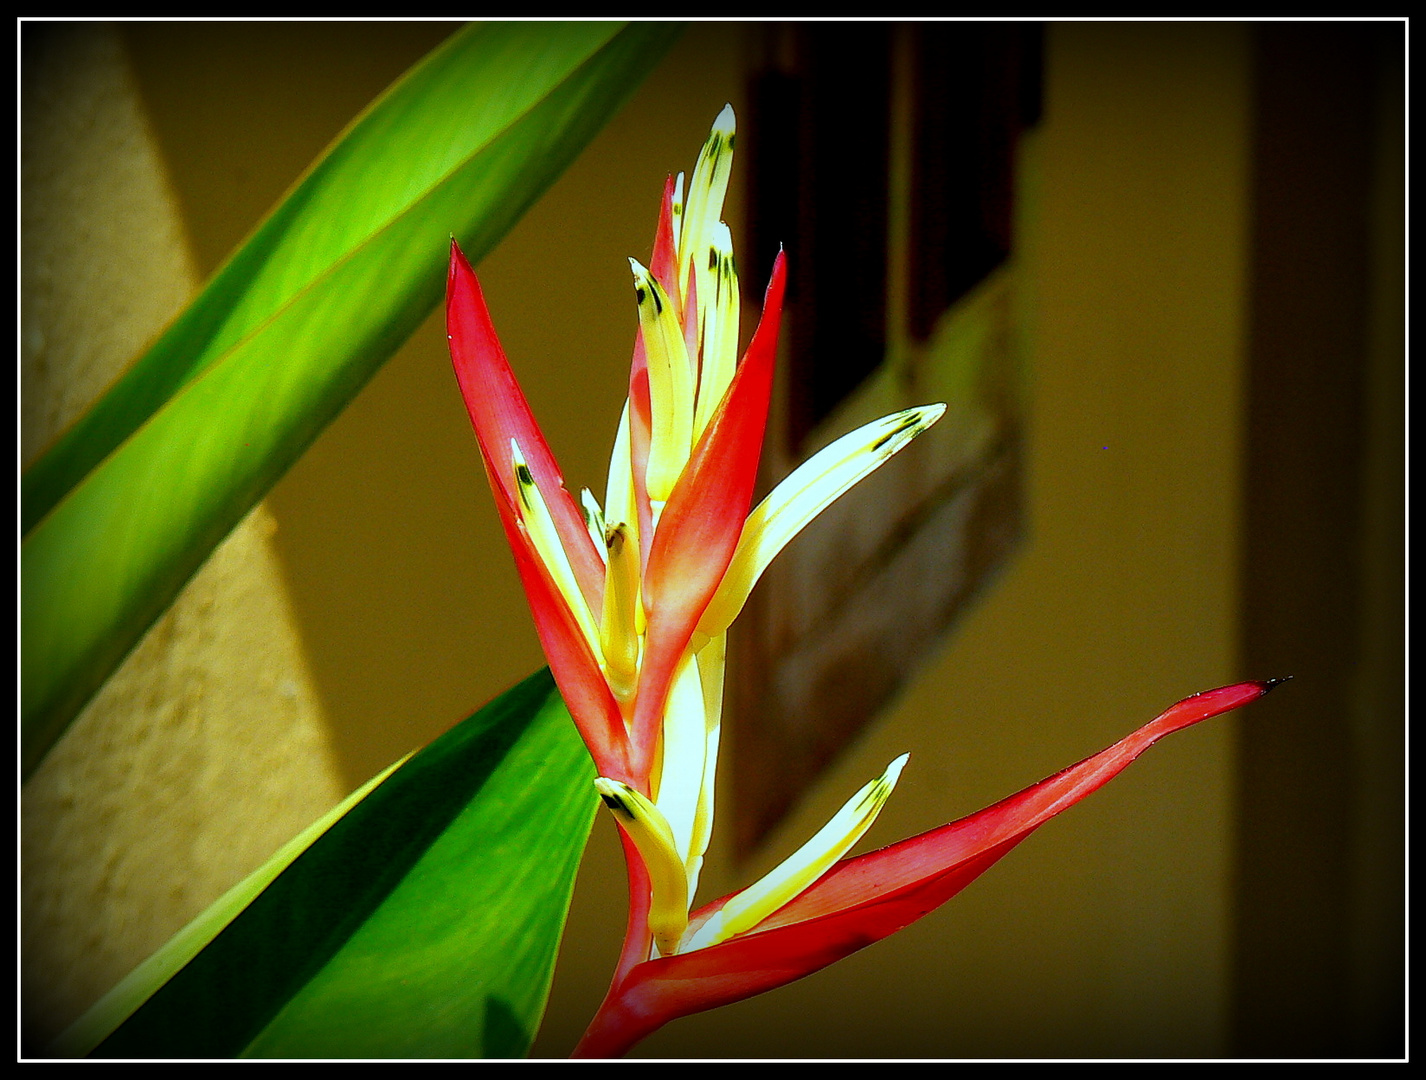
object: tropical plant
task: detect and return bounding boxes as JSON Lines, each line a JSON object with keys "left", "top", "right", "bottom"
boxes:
{"left": 28, "top": 28, "right": 1278, "bottom": 1060}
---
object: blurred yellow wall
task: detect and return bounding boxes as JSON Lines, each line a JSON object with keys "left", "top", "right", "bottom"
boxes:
{"left": 21, "top": 20, "right": 1401, "bottom": 1059}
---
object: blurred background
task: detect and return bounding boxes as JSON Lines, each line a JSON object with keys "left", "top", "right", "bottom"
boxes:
{"left": 21, "top": 20, "right": 1403, "bottom": 1058}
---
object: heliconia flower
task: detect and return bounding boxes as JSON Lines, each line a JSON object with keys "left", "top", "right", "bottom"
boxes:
{"left": 447, "top": 106, "right": 1280, "bottom": 1059}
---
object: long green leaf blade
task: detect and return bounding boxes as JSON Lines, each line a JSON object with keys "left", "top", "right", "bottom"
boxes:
{"left": 20, "top": 22, "right": 681, "bottom": 778}
{"left": 22, "top": 21, "right": 632, "bottom": 531}
{"left": 86, "top": 669, "right": 597, "bottom": 1059}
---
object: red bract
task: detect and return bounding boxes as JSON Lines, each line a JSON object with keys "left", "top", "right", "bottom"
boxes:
{"left": 572, "top": 679, "right": 1280, "bottom": 1057}
{"left": 447, "top": 247, "right": 629, "bottom": 781}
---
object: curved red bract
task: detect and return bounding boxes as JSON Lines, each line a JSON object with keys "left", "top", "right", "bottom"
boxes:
{"left": 573, "top": 680, "right": 1277, "bottom": 1058}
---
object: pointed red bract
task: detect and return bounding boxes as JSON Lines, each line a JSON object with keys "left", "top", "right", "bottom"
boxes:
{"left": 611, "top": 826, "right": 655, "bottom": 986}
{"left": 488, "top": 482, "right": 631, "bottom": 780}
{"left": 447, "top": 241, "right": 605, "bottom": 611}
{"left": 649, "top": 176, "right": 681, "bottom": 315}
{"left": 447, "top": 242, "right": 629, "bottom": 779}
{"left": 573, "top": 680, "right": 1277, "bottom": 1058}
{"left": 627, "top": 361, "right": 655, "bottom": 579}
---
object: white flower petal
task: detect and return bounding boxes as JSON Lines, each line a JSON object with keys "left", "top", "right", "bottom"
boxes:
{"left": 652, "top": 650, "right": 706, "bottom": 876}
{"left": 697, "top": 404, "right": 946, "bottom": 640}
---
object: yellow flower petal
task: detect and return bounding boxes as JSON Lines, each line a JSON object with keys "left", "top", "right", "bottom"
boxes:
{"left": 599, "top": 523, "right": 641, "bottom": 708}
{"left": 629, "top": 258, "right": 695, "bottom": 504}
{"left": 682, "top": 754, "right": 909, "bottom": 953}
{"left": 594, "top": 778, "right": 689, "bottom": 958}
{"left": 511, "top": 438, "right": 603, "bottom": 663}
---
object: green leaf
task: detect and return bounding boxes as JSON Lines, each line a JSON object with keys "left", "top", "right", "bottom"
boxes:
{"left": 49, "top": 753, "right": 411, "bottom": 1059}
{"left": 76, "top": 669, "right": 597, "bottom": 1059}
{"left": 20, "top": 21, "right": 681, "bottom": 780}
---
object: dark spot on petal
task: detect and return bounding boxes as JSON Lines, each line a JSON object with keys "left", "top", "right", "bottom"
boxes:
{"left": 871, "top": 414, "right": 925, "bottom": 453}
